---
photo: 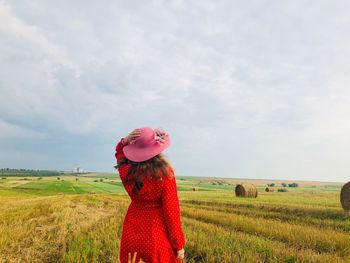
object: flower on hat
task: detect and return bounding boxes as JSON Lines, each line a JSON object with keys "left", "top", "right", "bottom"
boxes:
{"left": 154, "top": 128, "right": 168, "bottom": 145}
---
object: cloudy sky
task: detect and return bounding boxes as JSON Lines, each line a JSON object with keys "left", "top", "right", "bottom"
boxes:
{"left": 1, "top": 0, "right": 350, "bottom": 182}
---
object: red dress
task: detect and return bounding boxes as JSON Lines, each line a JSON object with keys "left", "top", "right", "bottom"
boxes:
{"left": 115, "top": 139, "right": 185, "bottom": 263}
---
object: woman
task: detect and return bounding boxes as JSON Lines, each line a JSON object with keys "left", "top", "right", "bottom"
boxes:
{"left": 115, "top": 127, "right": 185, "bottom": 263}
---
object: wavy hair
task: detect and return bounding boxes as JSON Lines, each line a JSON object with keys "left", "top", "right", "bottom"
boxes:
{"left": 115, "top": 153, "right": 173, "bottom": 195}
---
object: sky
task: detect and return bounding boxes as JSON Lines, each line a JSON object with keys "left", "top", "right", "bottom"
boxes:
{"left": 0, "top": 0, "right": 350, "bottom": 182}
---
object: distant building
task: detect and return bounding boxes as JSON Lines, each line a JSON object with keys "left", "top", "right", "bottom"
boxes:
{"left": 73, "top": 165, "right": 86, "bottom": 174}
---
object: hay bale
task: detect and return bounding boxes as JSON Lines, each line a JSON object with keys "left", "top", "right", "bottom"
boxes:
{"left": 265, "top": 187, "right": 274, "bottom": 192}
{"left": 340, "top": 181, "right": 350, "bottom": 211}
{"left": 235, "top": 184, "right": 258, "bottom": 198}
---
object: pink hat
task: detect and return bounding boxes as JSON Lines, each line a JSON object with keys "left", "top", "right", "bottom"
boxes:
{"left": 123, "top": 127, "right": 170, "bottom": 162}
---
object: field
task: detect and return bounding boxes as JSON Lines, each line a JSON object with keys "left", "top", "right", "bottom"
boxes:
{"left": 0, "top": 174, "right": 349, "bottom": 263}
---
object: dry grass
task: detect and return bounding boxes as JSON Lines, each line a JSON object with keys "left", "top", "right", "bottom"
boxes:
{"left": 1, "top": 188, "right": 350, "bottom": 262}
{"left": 0, "top": 195, "right": 129, "bottom": 263}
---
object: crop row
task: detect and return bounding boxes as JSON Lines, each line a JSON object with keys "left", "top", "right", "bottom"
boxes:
{"left": 181, "top": 205, "right": 350, "bottom": 258}
{"left": 181, "top": 201, "right": 350, "bottom": 232}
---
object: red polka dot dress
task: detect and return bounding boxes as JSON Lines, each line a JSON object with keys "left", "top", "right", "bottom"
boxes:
{"left": 115, "top": 139, "right": 185, "bottom": 263}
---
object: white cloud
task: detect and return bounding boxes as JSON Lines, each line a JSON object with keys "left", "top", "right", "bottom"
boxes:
{"left": 1, "top": 0, "right": 350, "bottom": 180}
{"left": 0, "top": 0, "right": 79, "bottom": 73}
{"left": 0, "top": 119, "right": 45, "bottom": 139}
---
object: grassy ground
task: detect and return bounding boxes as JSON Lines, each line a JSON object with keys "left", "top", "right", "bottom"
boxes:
{"left": 0, "top": 175, "right": 349, "bottom": 262}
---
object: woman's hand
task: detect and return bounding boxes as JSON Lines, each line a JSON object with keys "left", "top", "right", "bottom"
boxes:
{"left": 123, "top": 129, "right": 142, "bottom": 145}
{"left": 177, "top": 248, "right": 185, "bottom": 260}
{"left": 128, "top": 252, "right": 145, "bottom": 263}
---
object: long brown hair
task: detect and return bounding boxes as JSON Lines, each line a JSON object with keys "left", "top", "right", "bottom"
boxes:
{"left": 115, "top": 153, "right": 173, "bottom": 195}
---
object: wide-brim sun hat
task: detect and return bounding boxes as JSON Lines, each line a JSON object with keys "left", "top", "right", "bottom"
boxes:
{"left": 123, "top": 127, "right": 170, "bottom": 162}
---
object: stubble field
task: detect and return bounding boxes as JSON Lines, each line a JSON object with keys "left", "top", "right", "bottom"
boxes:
{"left": 0, "top": 174, "right": 349, "bottom": 263}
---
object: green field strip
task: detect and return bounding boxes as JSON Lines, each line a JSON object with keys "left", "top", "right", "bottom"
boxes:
{"left": 85, "top": 181, "right": 126, "bottom": 193}
{"left": 182, "top": 217, "right": 348, "bottom": 263}
{"left": 259, "top": 186, "right": 342, "bottom": 193}
{"left": 186, "top": 183, "right": 235, "bottom": 190}
{"left": 179, "top": 191, "right": 340, "bottom": 207}
{"left": 2, "top": 179, "right": 127, "bottom": 196}
{"left": 70, "top": 184, "right": 88, "bottom": 194}
{"left": 105, "top": 181, "right": 124, "bottom": 187}
{"left": 69, "top": 181, "right": 105, "bottom": 194}
{"left": 176, "top": 185, "right": 217, "bottom": 191}
{"left": 13, "top": 180, "right": 80, "bottom": 195}
{"left": 181, "top": 206, "right": 350, "bottom": 256}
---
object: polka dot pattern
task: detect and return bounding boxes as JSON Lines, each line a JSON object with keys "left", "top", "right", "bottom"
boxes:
{"left": 115, "top": 140, "right": 185, "bottom": 263}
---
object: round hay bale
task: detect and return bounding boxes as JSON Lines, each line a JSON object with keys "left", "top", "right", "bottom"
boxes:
{"left": 265, "top": 187, "right": 274, "bottom": 192}
{"left": 340, "top": 181, "right": 350, "bottom": 211}
{"left": 235, "top": 184, "right": 258, "bottom": 198}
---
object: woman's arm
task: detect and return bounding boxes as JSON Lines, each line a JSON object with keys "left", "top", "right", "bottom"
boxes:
{"left": 115, "top": 129, "right": 142, "bottom": 162}
{"left": 162, "top": 171, "right": 186, "bottom": 255}
{"left": 115, "top": 138, "right": 126, "bottom": 162}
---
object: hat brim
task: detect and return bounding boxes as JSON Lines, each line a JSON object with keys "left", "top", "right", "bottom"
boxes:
{"left": 123, "top": 139, "right": 170, "bottom": 162}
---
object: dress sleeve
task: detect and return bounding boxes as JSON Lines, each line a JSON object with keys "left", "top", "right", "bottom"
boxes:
{"left": 115, "top": 138, "right": 126, "bottom": 162}
{"left": 115, "top": 138, "right": 133, "bottom": 195}
{"left": 161, "top": 171, "right": 185, "bottom": 251}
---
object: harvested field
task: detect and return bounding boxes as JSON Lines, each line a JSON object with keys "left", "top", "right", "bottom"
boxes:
{"left": 0, "top": 176, "right": 349, "bottom": 262}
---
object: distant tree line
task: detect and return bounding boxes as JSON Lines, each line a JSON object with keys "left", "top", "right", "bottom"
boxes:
{"left": 0, "top": 168, "right": 62, "bottom": 177}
